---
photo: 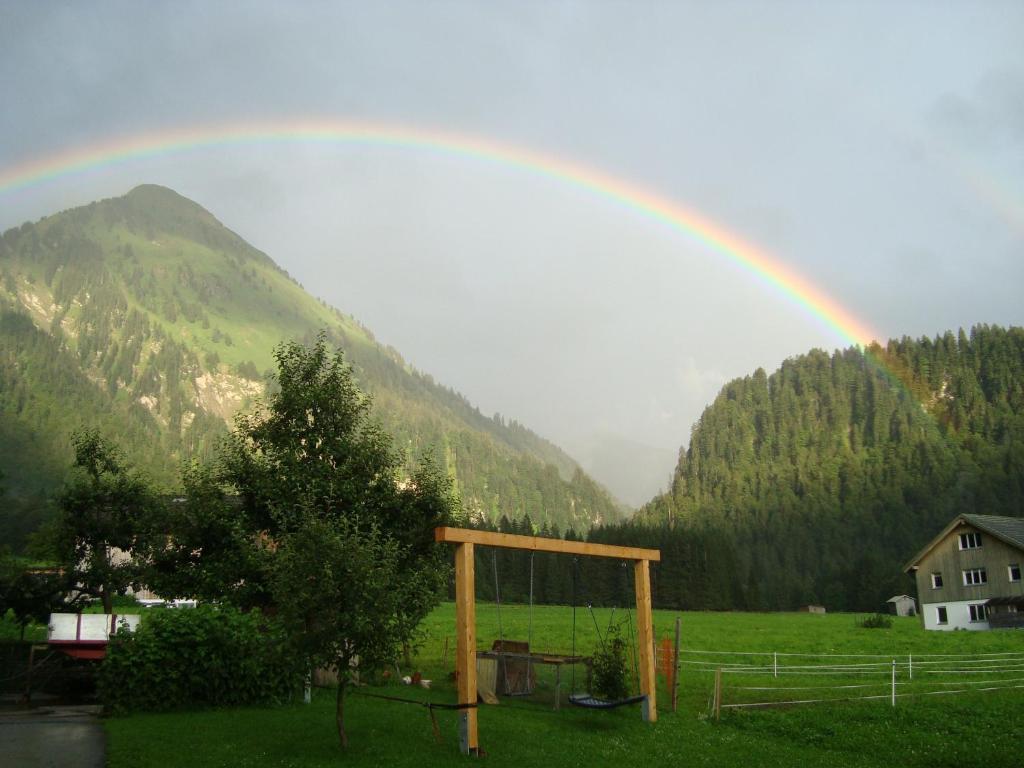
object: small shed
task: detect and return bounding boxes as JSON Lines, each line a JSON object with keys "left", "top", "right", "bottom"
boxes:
{"left": 799, "top": 605, "right": 826, "bottom": 614}
{"left": 886, "top": 595, "right": 917, "bottom": 617}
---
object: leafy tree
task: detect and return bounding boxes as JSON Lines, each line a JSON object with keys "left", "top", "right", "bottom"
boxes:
{"left": 215, "top": 333, "right": 453, "bottom": 605}
{"left": 51, "top": 431, "right": 156, "bottom": 613}
{"left": 145, "top": 334, "right": 455, "bottom": 746}
{"left": 270, "top": 515, "right": 408, "bottom": 748}
{"left": 140, "top": 461, "right": 267, "bottom": 607}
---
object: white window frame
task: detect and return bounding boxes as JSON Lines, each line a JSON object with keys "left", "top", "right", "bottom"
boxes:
{"left": 936, "top": 605, "right": 948, "bottom": 625}
{"left": 1009, "top": 564, "right": 1021, "bottom": 583}
{"left": 962, "top": 568, "right": 987, "bottom": 586}
{"left": 931, "top": 572, "right": 943, "bottom": 589}
{"left": 968, "top": 604, "right": 987, "bottom": 622}
{"left": 958, "top": 532, "right": 982, "bottom": 550}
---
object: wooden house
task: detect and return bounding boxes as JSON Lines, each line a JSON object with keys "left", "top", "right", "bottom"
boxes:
{"left": 903, "top": 514, "right": 1024, "bottom": 631}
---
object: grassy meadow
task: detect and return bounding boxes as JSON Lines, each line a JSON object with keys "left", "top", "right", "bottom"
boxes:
{"left": 104, "top": 603, "right": 1024, "bottom": 768}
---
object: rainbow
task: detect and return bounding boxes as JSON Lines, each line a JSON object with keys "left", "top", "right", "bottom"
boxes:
{"left": 0, "top": 118, "right": 880, "bottom": 348}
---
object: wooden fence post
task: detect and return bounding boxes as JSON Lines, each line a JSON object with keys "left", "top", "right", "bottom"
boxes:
{"left": 672, "top": 616, "right": 681, "bottom": 713}
{"left": 713, "top": 667, "right": 722, "bottom": 720}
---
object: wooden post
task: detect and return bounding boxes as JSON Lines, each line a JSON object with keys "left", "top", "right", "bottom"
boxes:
{"left": 713, "top": 667, "right": 722, "bottom": 720}
{"left": 23, "top": 644, "right": 36, "bottom": 705}
{"left": 634, "top": 559, "right": 657, "bottom": 722}
{"left": 454, "top": 543, "right": 479, "bottom": 755}
{"left": 891, "top": 659, "right": 896, "bottom": 708}
{"left": 672, "top": 616, "right": 681, "bottom": 713}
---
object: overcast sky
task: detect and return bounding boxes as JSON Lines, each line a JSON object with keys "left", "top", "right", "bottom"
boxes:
{"left": 2, "top": 2, "right": 1022, "bottom": 505}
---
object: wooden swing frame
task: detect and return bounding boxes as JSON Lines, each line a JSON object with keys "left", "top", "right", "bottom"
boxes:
{"left": 434, "top": 526, "right": 661, "bottom": 756}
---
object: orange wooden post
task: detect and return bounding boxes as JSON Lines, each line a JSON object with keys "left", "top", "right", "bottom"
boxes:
{"left": 634, "top": 559, "right": 657, "bottom": 722}
{"left": 454, "top": 542, "right": 479, "bottom": 755}
{"left": 659, "top": 636, "right": 672, "bottom": 680}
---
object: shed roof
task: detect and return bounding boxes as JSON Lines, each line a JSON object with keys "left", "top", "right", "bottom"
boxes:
{"left": 986, "top": 596, "right": 1024, "bottom": 607}
{"left": 886, "top": 595, "right": 915, "bottom": 603}
{"left": 903, "top": 514, "right": 1024, "bottom": 573}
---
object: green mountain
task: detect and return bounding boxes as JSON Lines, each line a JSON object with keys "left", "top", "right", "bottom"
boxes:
{"left": 0, "top": 185, "right": 622, "bottom": 548}
{"left": 630, "top": 326, "right": 1024, "bottom": 611}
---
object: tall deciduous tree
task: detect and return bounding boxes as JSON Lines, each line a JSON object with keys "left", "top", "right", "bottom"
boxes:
{"left": 270, "top": 515, "right": 406, "bottom": 748}
{"left": 144, "top": 334, "right": 456, "bottom": 746}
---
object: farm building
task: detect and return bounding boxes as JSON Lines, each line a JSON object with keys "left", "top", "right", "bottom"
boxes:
{"left": 799, "top": 605, "right": 826, "bottom": 614}
{"left": 886, "top": 595, "right": 917, "bottom": 617}
{"left": 904, "top": 514, "right": 1024, "bottom": 631}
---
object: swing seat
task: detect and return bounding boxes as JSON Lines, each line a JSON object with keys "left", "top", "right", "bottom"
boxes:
{"left": 568, "top": 693, "right": 647, "bottom": 710}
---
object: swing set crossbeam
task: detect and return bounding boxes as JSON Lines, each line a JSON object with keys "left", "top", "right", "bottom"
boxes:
{"left": 434, "top": 526, "right": 660, "bottom": 562}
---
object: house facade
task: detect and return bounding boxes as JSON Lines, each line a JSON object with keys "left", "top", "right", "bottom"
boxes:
{"left": 904, "top": 514, "right": 1024, "bottom": 631}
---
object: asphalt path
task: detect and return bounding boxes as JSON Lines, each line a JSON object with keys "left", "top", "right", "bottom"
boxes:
{"left": 0, "top": 706, "right": 104, "bottom": 768}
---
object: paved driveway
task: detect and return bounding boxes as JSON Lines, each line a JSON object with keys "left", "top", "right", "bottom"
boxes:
{"left": 0, "top": 706, "right": 104, "bottom": 768}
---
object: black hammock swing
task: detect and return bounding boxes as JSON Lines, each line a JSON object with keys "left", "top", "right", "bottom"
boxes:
{"left": 568, "top": 692, "right": 647, "bottom": 709}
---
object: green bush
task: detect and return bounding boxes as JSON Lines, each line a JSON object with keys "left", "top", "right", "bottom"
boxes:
{"left": 590, "top": 624, "right": 630, "bottom": 700}
{"left": 857, "top": 613, "right": 893, "bottom": 629}
{"left": 98, "top": 605, "right": 303, "bottom": 713}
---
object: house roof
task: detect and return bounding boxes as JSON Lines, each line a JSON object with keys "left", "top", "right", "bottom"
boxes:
{"left": 963, "top": 514, "right": 1024, "bottom": 550}
{"left": 903, "top": 514, "right": 1024, "bottom": 573}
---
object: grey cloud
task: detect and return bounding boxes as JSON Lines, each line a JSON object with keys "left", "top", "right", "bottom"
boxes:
{"left": 2, "top": 1, "right": 1023, "bottom": 503}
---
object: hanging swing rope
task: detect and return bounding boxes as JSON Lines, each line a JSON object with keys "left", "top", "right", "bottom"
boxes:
{"left": 571, "top": 555, "right": 578, "bottom": 696}
{"left": 622, "top": 562, "right": 640, "bottom": 695}
{"left": 351, "top": 689, "right": 478, "bottom": 744}
{"left": 488, "top": 547, "right": 541, "bottom": 696}
{"left": 527, "top": 551, "right": 535, "bottom": 692}
{"left": 492, "top": 549, "right": 511, "bottom": 694}
{"left": 493, "top": 549, "right": 504, "bottom": 644}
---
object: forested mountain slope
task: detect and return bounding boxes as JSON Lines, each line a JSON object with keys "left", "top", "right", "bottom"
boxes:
{"left": 0, "top": 185, "right": 621, "bottom": 547}
{"left": 633, "top": 326, "right": 1024, "bottom": 611}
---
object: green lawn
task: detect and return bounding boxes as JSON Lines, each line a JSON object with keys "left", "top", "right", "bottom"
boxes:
{"left": 105, "top": 604, "right": 1024, "bottom": 767}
